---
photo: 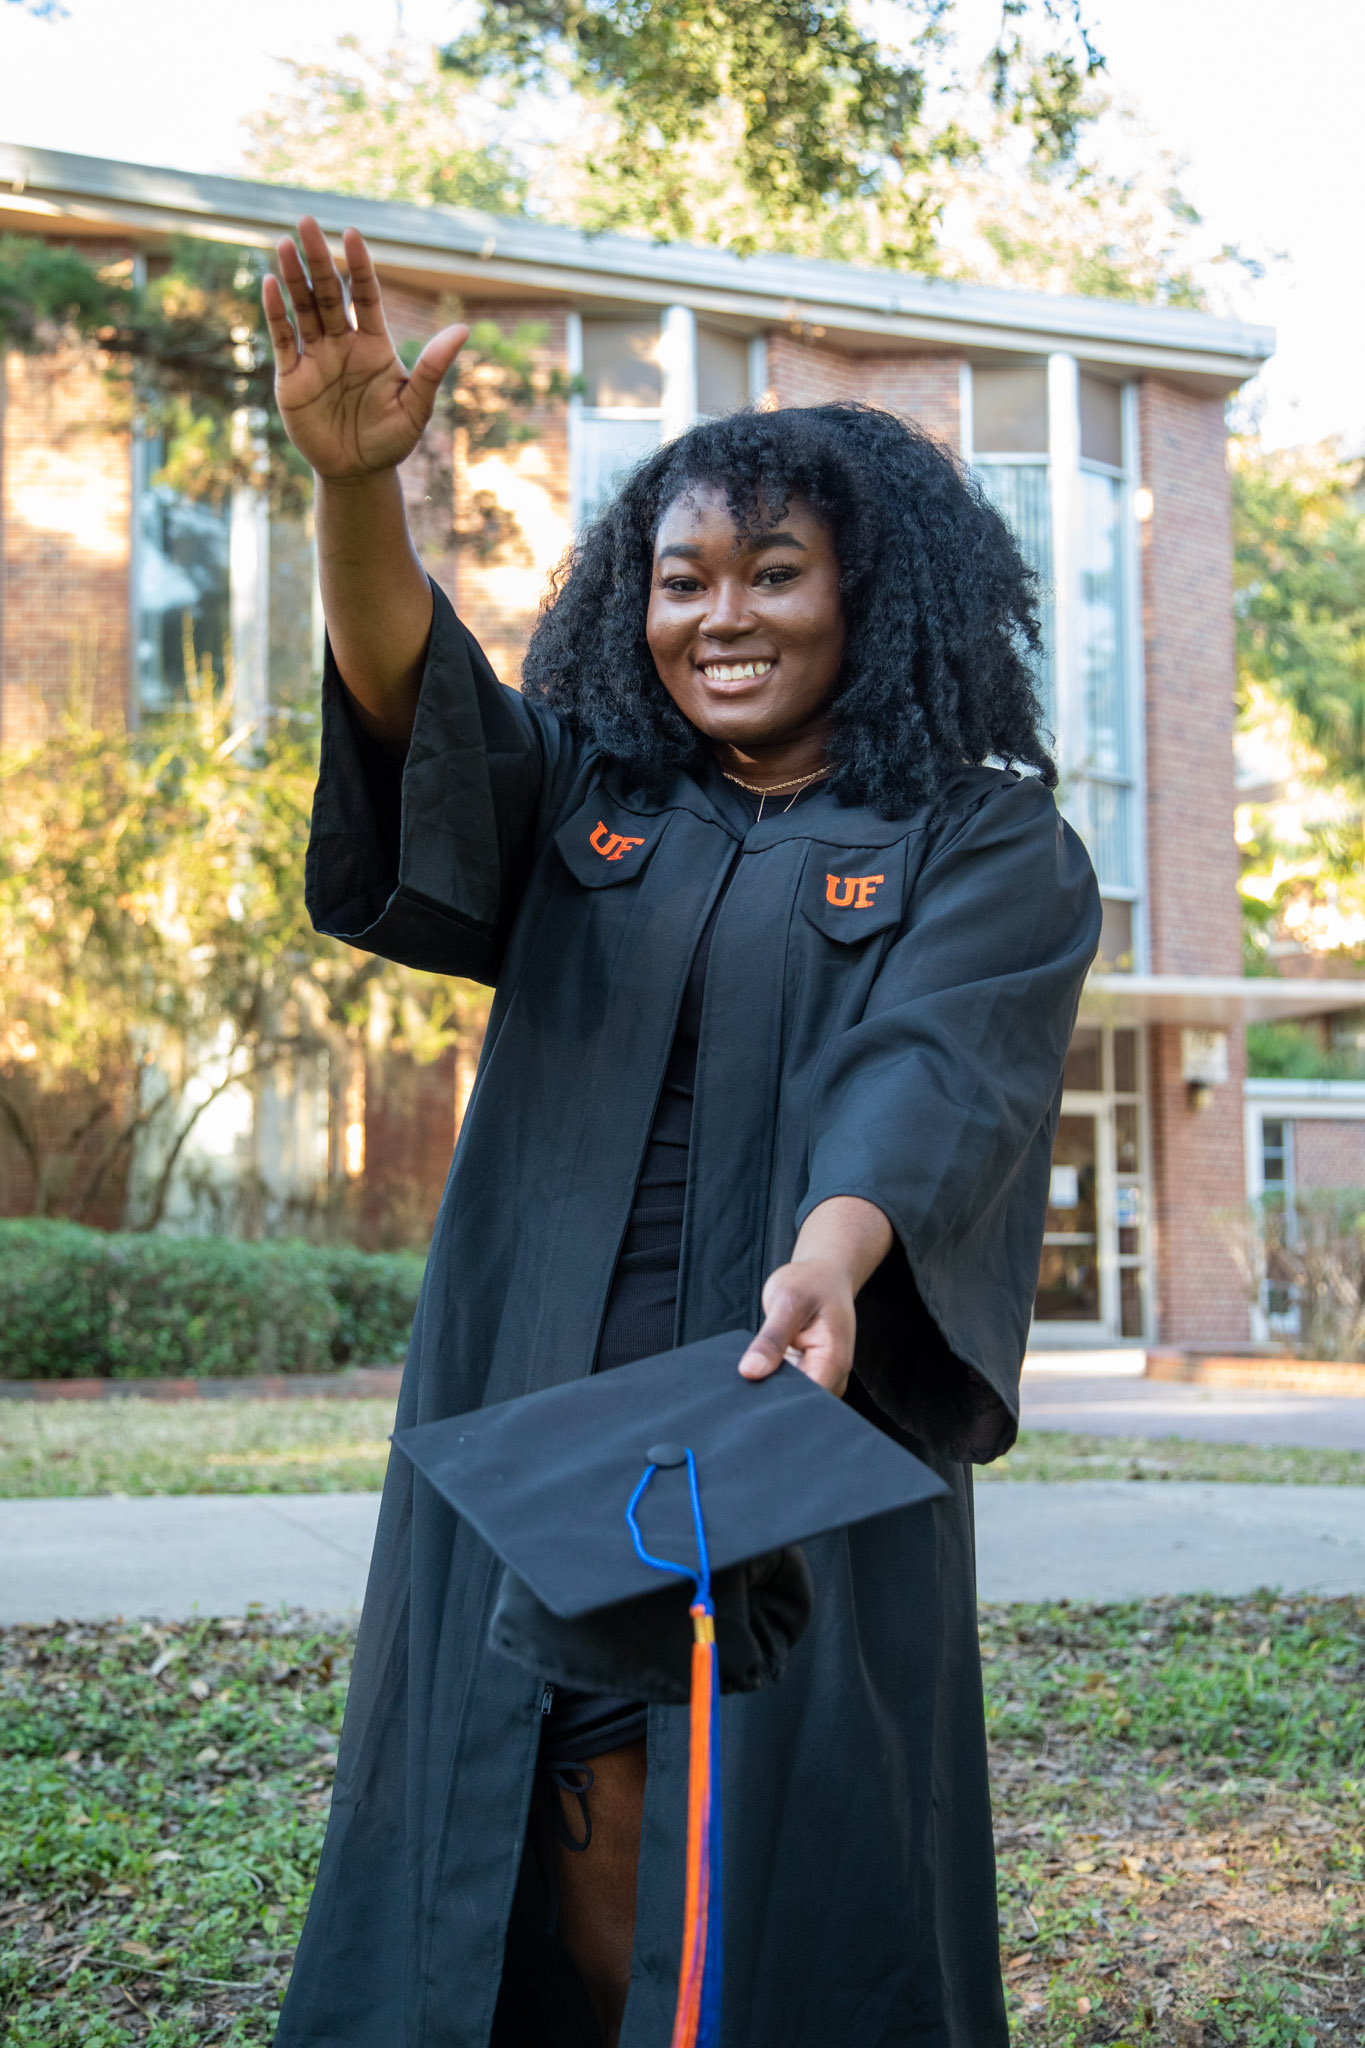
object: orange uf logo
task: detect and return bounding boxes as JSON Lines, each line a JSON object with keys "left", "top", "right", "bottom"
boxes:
{"left": 590, "top": 820, "right": 646, "bottom": 862}
{"left": 826, "top": 872, "right": 884, "bottom": 909}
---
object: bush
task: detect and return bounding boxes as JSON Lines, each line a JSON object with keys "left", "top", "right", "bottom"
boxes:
{"left": 1225, "top": 1190, "right": 1365, "bottom": 1361}
{"left": 1246, "top": 1019, "right": 1365, "bottom": 1082}
{"left": 0, "top": 1222, "right": 424, "bottom": 1380}
{"left": 314, "top": 1245, "right": 428, "bottom": 1366}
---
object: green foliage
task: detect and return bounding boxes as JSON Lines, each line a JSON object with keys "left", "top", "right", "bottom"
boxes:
{"left": 0, "top": 233, "right": 307, "bottom": 512}
{"left": 1246, "top": 1018, "right": 1365, "bottom": 1081}
{"left": 0, "top": 231, "right": 558, "bottom": 519}
{"left": 0, "top": 235, "right": 116, "bottom": 343}
{"left": 239, "top": 23, "right": 1225, "bottom": 304}
{"left": 0, "top": 687, "right": 483, "bottom": 1226}
{"left": 311, "top": 1245, "right": 427, "bottom": 1369}
{"left": 241, "top": 36, "right": 528, "bottom": 213}
{"left": 1228, "top": 1190, "right": 1365, "bottom": 1362}
{"left": 444, "top": 0, "right": 1104, "bottom": 264}
{"left": 1234, "top": 444, "right": 1365, "bottom": 967}
{"left": 0, "top": 1221, "right": 422, "bottom": 1378}
{"left": 1235, "top": 450, "right": 1365, "bottom": 802}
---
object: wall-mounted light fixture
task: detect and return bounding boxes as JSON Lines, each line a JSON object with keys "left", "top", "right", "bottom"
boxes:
{"left": 1180, "top": 1028, "right": 1228, "bottom": 1111}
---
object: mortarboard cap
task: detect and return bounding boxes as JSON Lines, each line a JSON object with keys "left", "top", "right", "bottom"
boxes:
{"left": 392, "top": 1329, "right": 948, "bottom": 2048}
{"left": 392, "top": 1328, "right": 947, "bottom": 1699}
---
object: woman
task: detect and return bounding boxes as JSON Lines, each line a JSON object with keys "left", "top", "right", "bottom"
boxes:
{"left": 265, "top": 218, "right": 1099, "bottom": 2048}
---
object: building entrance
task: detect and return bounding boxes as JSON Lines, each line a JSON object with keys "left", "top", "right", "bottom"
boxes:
{"left": 1033, "top": 1024, "right": 1149, "bottom": 1342}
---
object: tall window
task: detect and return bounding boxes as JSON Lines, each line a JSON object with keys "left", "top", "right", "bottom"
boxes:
{"left": 969, "top": 359, "right": 1142, "bottom": 968}
{"left": 574, "top": 318, "right": 664, "bottom": 523}
{"left": 570, "top": 312, "right": 759, "bottom": 523}
{"left": 970, "top": 366, "right": 1053, "bottom": 723}
{"left": 1074, "top": 374, "right": 1135, "bottom": 915}
{"left": 133, "top": 435, "right": 231, "bottom": 712}
{"left": 696, "top": 326, "right": 752, "bottom": 420}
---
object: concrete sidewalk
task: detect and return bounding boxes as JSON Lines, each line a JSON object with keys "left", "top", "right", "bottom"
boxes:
{"left": 0, "top": 1493, "right": 381, "bottom": 1624}
{"left": 1020, "top": 1371, "right": 1365, "bottom": 1450}
{"left": 5, "top": 1483, "right": 1365, "bottom": 1623}
{"left": 973, "top": 1481, "right": 1365, "bottom": 1601}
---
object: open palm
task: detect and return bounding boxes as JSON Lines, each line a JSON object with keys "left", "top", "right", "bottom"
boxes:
{"left": 262, "top": 217, "right": 468, "bottom": 483}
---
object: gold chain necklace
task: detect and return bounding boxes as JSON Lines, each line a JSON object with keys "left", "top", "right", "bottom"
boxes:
{"left": 720, "top": 764, "right": 830, "bottom": 822}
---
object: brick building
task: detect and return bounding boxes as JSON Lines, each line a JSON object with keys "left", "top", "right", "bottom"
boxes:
{"left": 4, "top": 142, "right": 1363, "bottom": 1338}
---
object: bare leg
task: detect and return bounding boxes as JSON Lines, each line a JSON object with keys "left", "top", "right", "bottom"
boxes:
{"left": 541, "top": 1741, "right": 647, "bottom": 2048}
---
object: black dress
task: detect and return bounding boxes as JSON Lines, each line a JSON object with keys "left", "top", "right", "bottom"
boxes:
{"left": 543, "top": 784, "right": 812, "bottom": 1774}
{"left": 276, "top": 586, "right": 1100, "bottom": 2048}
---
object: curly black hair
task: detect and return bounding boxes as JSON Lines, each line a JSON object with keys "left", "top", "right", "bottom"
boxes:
{"left": 521, "top": 401, "right": 1055, "bottom": 818}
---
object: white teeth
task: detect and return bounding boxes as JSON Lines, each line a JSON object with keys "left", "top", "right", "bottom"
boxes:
{"left": 702, "top": 660, "right": 773, "bottom": 682}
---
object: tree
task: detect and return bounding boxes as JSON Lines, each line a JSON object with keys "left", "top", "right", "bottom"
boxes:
{"left": 0, "top": 233, "right": 565, "bottom": 521}
{"left": 237, "top": 18, "right": 1243, "bottom": 308}
{"left": 0, "top": 683, "right": 488, "bottom": 1230}
{"left": 442, "top": 0, "right": 1104, "bottom": 265}
{"left": 1233, "top": 442, "right": 1365, "bottom": 973}
{"left": 241, "top": 37, "right": 528, "bottom": 214}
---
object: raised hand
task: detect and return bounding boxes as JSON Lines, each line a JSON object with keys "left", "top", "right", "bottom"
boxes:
{"left": 262, "top": 217, "right": 469, "bottom": 482}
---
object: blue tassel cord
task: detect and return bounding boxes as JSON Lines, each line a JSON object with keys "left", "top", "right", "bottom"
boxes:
{"left": 626, "top": 1450, "right": 724, "bottom": 2048}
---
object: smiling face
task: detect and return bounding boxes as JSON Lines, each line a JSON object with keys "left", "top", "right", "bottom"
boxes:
{"left": 645, "top": 484, "right": 846, "bottom": 787}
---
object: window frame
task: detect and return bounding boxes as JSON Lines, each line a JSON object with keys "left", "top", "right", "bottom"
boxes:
{"left": 567, "top": 308, "right": 763, "bottom": 526}
{"left": 964, "top": 356, "right": 1149, "bottom": 972}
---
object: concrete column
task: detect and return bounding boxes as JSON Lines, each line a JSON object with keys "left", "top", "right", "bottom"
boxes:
{"left": 659, "top": 305, "right": 698, "bottom": 443}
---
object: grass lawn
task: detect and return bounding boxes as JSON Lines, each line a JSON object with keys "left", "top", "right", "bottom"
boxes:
{"left": 2, "top": 1598, "right": 1361, "bottom": 2045}
{"left": 0, "top": 1400, "right": 398, "bottom": 1498}
{"left": 3, "top": 1399, "right": 1365, "bottom": 1497}
{"left": 979, "top": 1435, "right": 1365, "bottom": 1487}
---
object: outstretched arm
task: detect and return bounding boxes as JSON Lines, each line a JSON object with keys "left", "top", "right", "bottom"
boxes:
{"left": 738, "top": 1196, "right": 894, "bottom": 1398}
{"left": 263, "top": 217, "right": 469, "bottom": 744}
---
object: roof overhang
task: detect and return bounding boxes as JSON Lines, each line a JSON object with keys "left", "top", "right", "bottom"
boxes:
{"left": 0, "top": 142, "right": 1275, "bottom": 392}
{"left": 1083, "top": 974, "right": 1365, "bottom": 1028}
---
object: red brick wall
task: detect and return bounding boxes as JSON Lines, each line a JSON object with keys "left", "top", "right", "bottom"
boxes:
{"left": 359, "top": 1046, "right": 459, "bottom": 1251}
{"left": 766, "top": 333, "right": 856, "bottom": 407}
{"left": 450, "top": 302, "right": 572, "bottom": 686}
{"left": 767, "top": 335, "right": 962, "bottom": 449}
{"left": 0, "top": 1069, "right": 134, "bottom": 1227}
{"left": 1293, "top": 1119, "right": 1365, "bottom": 1190}
{"left": 1138, "top": 379, "right": 1248, "bottom": 1342}
{"left": 858, "top": 355, "right": 961, "bottom": 449}
{"left": 1, "top": 339, "right": 133, "bottom": 749}
{"left": 1139, "top": 381, "right": 1241, "bottom": 978}
{"left": 1146, "top": 1023, "right": 1250, "bottom": 1342}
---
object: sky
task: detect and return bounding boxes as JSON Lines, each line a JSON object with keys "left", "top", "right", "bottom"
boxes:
{"left": 1, "top": 0, "right": 1361, "bottom": 450}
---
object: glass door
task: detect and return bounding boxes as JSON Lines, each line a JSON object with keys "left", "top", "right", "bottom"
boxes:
{"left": 1036, "top": 1111, "right": 1102, "bottom": 1325}
{"left": 1032, "top": 1024, "right": 1150, "bottom": 1343}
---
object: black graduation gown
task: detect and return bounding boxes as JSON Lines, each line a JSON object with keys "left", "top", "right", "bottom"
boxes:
{"left": 276, "top": 585, "right": 1100, "bottom": 2048}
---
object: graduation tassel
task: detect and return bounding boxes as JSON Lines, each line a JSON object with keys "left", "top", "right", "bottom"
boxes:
{"left": 626, "top": 1449, "right": 724, "bottom": 2048}
{"left": 673, "top": 1596, "right": 723, "bottom": 2048}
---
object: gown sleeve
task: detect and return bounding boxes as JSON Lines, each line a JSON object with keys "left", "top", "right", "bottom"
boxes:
{"left": 797, "top": 772, "right": 1102, "bottom": 1462}
{"left": 303, "top": 580, "right": 583, "bottom": 984}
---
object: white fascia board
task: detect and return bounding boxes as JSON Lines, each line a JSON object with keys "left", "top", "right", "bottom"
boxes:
{"left": 1244, "top": 1078, "right": 1365, "bottom": 1113}
{"left": 1083, "top": 974, "right": 1365, "bottom": 1026}
{"left": 0, "top": 142, "right": 1274, "bottom": 382}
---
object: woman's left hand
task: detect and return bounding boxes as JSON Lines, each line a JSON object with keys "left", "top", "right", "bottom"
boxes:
{"left": 738, "top": 1196, "right": 894, "bottom": 1398}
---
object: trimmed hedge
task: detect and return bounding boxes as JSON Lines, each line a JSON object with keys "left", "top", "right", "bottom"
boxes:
{"left": 0, "top": 1221, "right": 425, "bottom": 1380}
